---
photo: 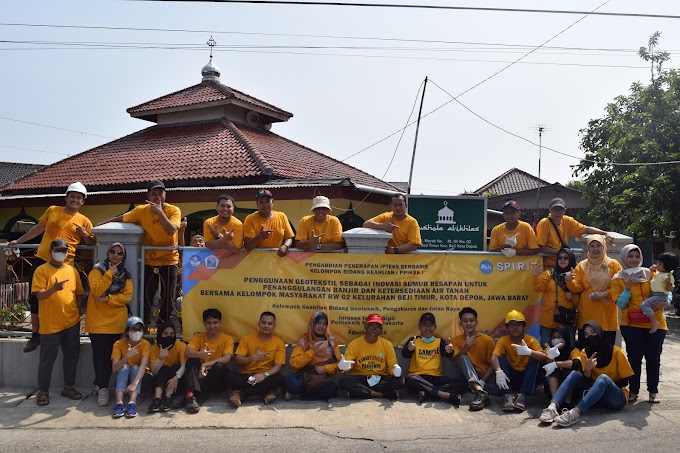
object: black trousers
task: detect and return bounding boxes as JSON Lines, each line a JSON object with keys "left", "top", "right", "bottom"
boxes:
{"left": 226, "top": 372, "right": 284, "bottom": 399}
{"left": 404, "top": 374, "right": 468, "bottom": 396}
{"left": 38, "top": 322, "right": 80, "bottom": 392}
{"left": 152, "top": 364, "right": 183, "bottom": 396}
{"left": 338, "top": 374, "right": 404, "bottom": 399}
{"left": 144, "top": 264, "right": 178, "bottom": 325}
{"left": 28, "top": 258, "right": 47, "bottom": 314}
{"left": 89, "top": 333, "right": 121, "bottom": 389}
{"left": 184, "top": 358, "right": 228, "bottom": 394}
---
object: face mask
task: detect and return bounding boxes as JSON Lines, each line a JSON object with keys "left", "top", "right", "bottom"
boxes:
{"left": 421, "top": 336, "right": 436, "bottom": 343}
{"left": 159, "top": 335, "right": 176, "bottom": 349}
{"left": 129, "top": 331, "right": 143, "bottom": 342}
{"left": 52, "top": 251, "right": 67, "bottom": 262}
{"left": 586, "top": 335, "right": 600, "bottom": 348}
{"left": 551, "top": 338, "right": 563, "bottom": 347}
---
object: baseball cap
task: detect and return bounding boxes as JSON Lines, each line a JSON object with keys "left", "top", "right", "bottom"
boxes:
{"left": 549, "top": 198, "right": 566, "bottom": 209}
{"left": 365, "top": 313, "right": 383, "bottom": 325}
{"left": 310, "top": 195, "right": 331, "bottom": 211}
{"left": 502, "top": 200, "right": 520, "bottom": 210}
{"left": 147, "top": 180, "right": 166, "bottom": 191}
{"left": 419, "top": 312, "right": 436, "bottom": 324}
{"left": 256, "top": 189, "right": 273, "bottom": 200}
{"left": 126, "top": 316, "right": 144, "bottom": 329}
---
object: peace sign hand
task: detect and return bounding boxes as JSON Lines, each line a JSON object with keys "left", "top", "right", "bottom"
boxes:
{"left": 158, "top": 343, "right": 171, "bottom": 360}
{"left": 585, "top": 352, "right": 598, "bottom": 371}
{"left": 407, "top": 335, "right": 417, "bottom": 351}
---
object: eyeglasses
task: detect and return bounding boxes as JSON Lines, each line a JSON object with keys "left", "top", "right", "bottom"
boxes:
{"left": 108, "top": 250, "right": 124, "bottom": 256}
{"left": 557, "top": 256, "right": 570, "bottom": 260}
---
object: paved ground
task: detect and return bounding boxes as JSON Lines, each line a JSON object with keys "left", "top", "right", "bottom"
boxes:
{"left": 2, "top": 312, "right": 680, "bottom": 452}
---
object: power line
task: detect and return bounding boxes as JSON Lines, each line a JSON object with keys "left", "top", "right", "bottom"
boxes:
{"left": 0, "top": 116, "right": 114, "bottom": 139}
{"left": 0, "top": 144, "right": 69, "bottom": 156}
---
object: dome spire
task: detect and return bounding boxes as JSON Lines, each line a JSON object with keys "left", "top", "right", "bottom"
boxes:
{"left": 201, "top": 36, "right": 221, "bottom": 82}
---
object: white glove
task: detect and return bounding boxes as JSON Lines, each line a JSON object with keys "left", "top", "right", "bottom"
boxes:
{"left": 511, "top": 340, "right": 532, "bottom": 356}
{"left": 505, "top": 234, "right": 518, "bottom": 248}
{"left": 338, "top": 354, "right": 355, "bottom": 371}
{"left": 546, "top": 343, "right": 563, "bottom": 360}
{"left": 478, "top": 380, "right": 486, "bottom": 390}
{"left": 495, "top": 370, "right": 510, "bottom": 390}
{"left": 393, "top": 364, "right": 402, "bottom": 378}
{"left": 543, "top": 361, "right": 558, "bottom": 376}
{"left": 501, "top": 248, "right": 517, "bottom": 258}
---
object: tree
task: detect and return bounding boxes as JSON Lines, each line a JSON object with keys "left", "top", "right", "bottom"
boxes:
{"left": 574, "top": 33, "right": 680, "bottom": 241}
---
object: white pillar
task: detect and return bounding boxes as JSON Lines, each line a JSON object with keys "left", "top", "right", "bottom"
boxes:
{"left": 342, "top": 227, "right": 393, "bottom": 254}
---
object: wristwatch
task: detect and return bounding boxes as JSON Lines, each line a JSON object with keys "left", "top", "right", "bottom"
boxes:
{"left": 316, "top": 243, "right": 322, "bottom": 251}
{"left": 393, "top": 246, "right": 399, "bottom": 254}
{"left": 264, "top": 372, "right": 270, "bottom": 378}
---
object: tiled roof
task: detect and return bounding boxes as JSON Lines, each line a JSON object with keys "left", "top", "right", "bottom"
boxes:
{"left": 0, "top": 162, "right": 44, "bottom": 188}
{"left": 127, "top": 81, "right": 292, "bottom": 119}
{"left": 472, "top": 168, "right": 550, "bottom": 196}
{"left": 1, "top": 120, "right": 398, "bottom": 194}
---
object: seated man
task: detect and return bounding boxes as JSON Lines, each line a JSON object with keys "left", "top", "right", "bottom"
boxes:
{"left": 183, "top": 308, "right": 234, "bottom": 414}
{"left": 338, "top": 313, "right": 404, "bottom": 400}
{"left": 450, "top": 307, "right": 497, "bottom": 411}
{"left": 492, "top": 310, "right": 547, "bottom": 412}
{"left": 228, "top": 311, "right": 286, "bottom": 407}
{"left": 362, "top": 193, "right": 421, "bottom": 254}
{"left": 489, "top": 200, "right": 538, "bottom": 257}
{"left": 295, "top": 196, "right": 344, "bottom": 251}
{"left": 401, "top": 312, "right": 466, "bottom": 405}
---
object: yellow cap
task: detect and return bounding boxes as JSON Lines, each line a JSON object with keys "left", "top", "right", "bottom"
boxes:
{"left": 504, "top": 310, "right": 526, "bottom": 324}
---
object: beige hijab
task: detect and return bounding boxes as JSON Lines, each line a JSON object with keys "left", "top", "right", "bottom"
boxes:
{"left": 583, "top": 235, "right": 614, "bottom": 292}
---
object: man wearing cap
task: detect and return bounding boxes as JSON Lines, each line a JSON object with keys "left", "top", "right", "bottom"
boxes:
{"left": 338, "top": 313, "right": 404, "bottom": 400}
{"left": 489, "top": 200, "right": 538, "bottom": 257}
{"left": 536, "top": 197, "right": 614, "bottom": 267}
{"left": 243, "top": 189, "right": 294, "bottom": 257}
{"left": 363, "top": 193, "right": 421, "bottom": 254}
{"left": 295, "top": 196, "right": 344, "bottom": 251}
{"left": 7, "top": 182, "right": 94, "bottom": 353}
{"left": 401, "top": 312, "right": 466, "bottom": 405}
{"left": 100, "top": 180, "right": 181, "bottom": 327}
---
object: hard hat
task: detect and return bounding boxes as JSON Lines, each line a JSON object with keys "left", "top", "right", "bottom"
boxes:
{"left": 65, "top": 182, "right": 87, "bottom": 198}
{"left": 126, "top": 316, "right": 144, "bottom": 329}
{"left": 504, "top": 310, "right": 526, "bottom": 324}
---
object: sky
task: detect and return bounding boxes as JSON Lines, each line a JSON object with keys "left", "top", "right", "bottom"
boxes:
{"left": 2, "top": 0, "right": 680, "bottom": 196}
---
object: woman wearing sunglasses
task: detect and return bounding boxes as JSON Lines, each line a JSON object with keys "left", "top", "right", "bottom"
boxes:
{"left": 85, "top": 242, "right": 133, "bottom": 407}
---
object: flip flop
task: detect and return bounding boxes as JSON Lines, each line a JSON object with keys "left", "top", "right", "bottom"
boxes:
{"left": 649, "top": 393, "right": 660, "bottom": 404}
{"left": 628, "top": 392, "right": 638, "bottom": 403}
{"left": 61, "top": 386, "right": 83, "bottom": 400}
{"left": 36, "top": 391, "right": 49, "bottom": 406}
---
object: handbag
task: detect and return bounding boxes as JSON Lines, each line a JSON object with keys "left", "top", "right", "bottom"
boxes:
{"left": 300, "top": 366, "right": 333, "bottom": 392}
{"left": 627, "top": 309, "right": 649, "bottom": 324}
{"left": 553, "top": 276, "right": 577, "bottom": 326}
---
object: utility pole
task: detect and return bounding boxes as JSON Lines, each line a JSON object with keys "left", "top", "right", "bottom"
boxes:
{"left": 529, "top": 124, "right": 550, "bottom": 228}
{"left": 407, "top": 77, "right": 428, "bottom": 195}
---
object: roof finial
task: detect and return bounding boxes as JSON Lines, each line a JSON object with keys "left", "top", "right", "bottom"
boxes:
{"left": 202, "top": 36, "right": 221, "bottom": 82}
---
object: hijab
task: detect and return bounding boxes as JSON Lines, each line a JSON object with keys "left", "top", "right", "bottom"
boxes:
{"left": 296, "top": 311, "right": 338, "bottom": 366}
{"left": 93, "top": 242, "right": 131, "bottom": 295}
{"left": 583, "top": 235, "right": 614, "bottom": 292}
{"left": 156, "top": 321, "right": 177, "bottom": 350}
{"left": 550, "top": 325, "right": 574, "bottom": 362}
{"left": 583, "top": 320, "right": 614, "bottom": 368}
{"left": 612, "top": 244, "right": 651, "bottom": 282}
{"left": 551, "top": 247, "right": 577, "bottom": 293}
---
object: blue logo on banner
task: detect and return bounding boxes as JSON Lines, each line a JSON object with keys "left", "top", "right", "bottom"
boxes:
{"left": 479, "top": 260, "right": 493, "bottom": 275}
{"left": 188, "top": 255, "right": 202, "bottom": 267}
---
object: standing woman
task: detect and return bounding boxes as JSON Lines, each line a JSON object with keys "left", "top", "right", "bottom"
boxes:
{"left": 566, "top": 235, "right": 622, "bottom": 345}
{"left": 203, "top": 194, "right": 244, "bottom": 251}
{"left": 611, "top": 244, "right": 669, "bottom": 404}
{"left": 85, "top": 242, "right": 133, "bottom": 407}
{"left": 532, "top": 247, "right": 578, "bottom": 346}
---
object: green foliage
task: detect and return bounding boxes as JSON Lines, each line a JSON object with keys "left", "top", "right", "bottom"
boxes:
{"left": 565, "top": 180, "right": 586, "bottom": 191}
{"left": 574, "top": 33, "right": 680, "bottom": 240}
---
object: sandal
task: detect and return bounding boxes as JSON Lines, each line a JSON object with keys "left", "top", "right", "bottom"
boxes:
{"left": 628, "top": 392, "right": 638, "bottom": 403}
{"left": 61, "top": 386, "right": 83, "bottom": 400}
{"left": 649, "top": 393, "right": 661, "bottom": 404}
{"left": 36, "top": 391, "right": 49, "bottom": 406}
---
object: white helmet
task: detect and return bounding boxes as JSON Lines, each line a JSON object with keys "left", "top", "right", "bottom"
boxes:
{"left": 66, "top": 182, "right": 87, "bottom": 198}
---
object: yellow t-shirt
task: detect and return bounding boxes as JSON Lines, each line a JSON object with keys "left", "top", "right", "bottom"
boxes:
{"left": 489, "top": 221, "right": 538, "bottom": 251}
{"left": 32, "top": 262, "right": 84, "bottom": 335}
{"left": 289, "top": 341, "right": 341, "bottom": 374}
{"left": 567, "top": 259, "right": 623, "bottom": 331}
{"left": 369, "top": 212, "right": 422, "bottom": 247}
{"left": 243, "top": 211, "right": 294, "bottom": 249}
{"left": 203, "top": 215, "right": 244, "bottom": 249}
{"left": 343, "top": 336, "right": 398, "bottom": 376}
{"left": 149, "top": 340, "right": 187, "bottom": 368}
{"left": 407, "top": 337, "right": 448, "bottom": 376}
{"left": 536, "top": 215, "right": 587, "bottom": 266}
{"left": 450, "top": 333, "right": 495, "bottom": 374}
{"left": 295, "top": 215, "right": 343, "bottom": 244}
{"left": 84, "top": 268, "right": 132, "bottom": 334}
{"left": 611, "top": 277, "right": 668, "bottom": 331}
{"left": 532, "top": 270, "right": 577, "bottom": 328}
{"left": 187, "top": 332, "right": 235, "bottom": 367}
{"left": 36, "top": 206, "right": 93, "bottom": 264}
{"left": 122, "top": 203, "right": 181, "bottom": 266}
{"left": 579, "top": 346, "right": 633, "bottom": 400}
{"left": 111, "top": 338, "right": 151, "bottom": 367}
{"left": 235, "top": 333, "right": 286, "bottom": 374}
{"left": 493, "top": 334, "right": 542, "bottom": 371}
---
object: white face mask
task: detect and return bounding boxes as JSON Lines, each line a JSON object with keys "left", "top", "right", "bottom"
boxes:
{"left": 129, "top": 331, "right": 143, "bottom": 342}
{"left": 52, "top": 251, "right": 68, "bottom": 262}
{"left": 551, "top": 338, "right": 563, "bottom": 347}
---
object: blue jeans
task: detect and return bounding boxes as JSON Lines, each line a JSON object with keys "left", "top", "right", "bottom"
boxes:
{"left": 551, "top": 371, "right": 626, "bottom": 413}
{"left": 498, "top": 356, "right": 539, "bottom": 395}
{"left": 283, "top": 372, "right": 338, "bottom": 401}
{"left": 539, "top": 324, "right": 576, "bottom": 349}
{"left": 640, "top": 293, "right": 666, "bottom": 317}
{"left": 115, "top": 364, "right": 142, "bottom": 395}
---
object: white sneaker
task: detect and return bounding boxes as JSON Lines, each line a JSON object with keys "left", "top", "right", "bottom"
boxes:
{"left": 554, "top": 408, "right": 580, "bottom": 427}
{"left": 91, "top": 385, "right": 99, "bottom": 395}
{"left": 97, "top": 388, "right": 110, "bottom": 407}
{"left": 539, "top": 406, "right": 559, "bottom": 423}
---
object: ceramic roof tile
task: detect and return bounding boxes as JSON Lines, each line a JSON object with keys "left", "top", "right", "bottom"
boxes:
{"left": 473, "top": 168, "right": 550, "bottom": 196}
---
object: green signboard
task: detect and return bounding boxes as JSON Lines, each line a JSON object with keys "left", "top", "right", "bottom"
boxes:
{"left": 406, "top": 195, "right": 487, "bottom": 251}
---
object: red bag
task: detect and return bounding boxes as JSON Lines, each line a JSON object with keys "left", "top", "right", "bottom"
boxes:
{"left": 627, "top": 309, "right": 649, "bottom": 324}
